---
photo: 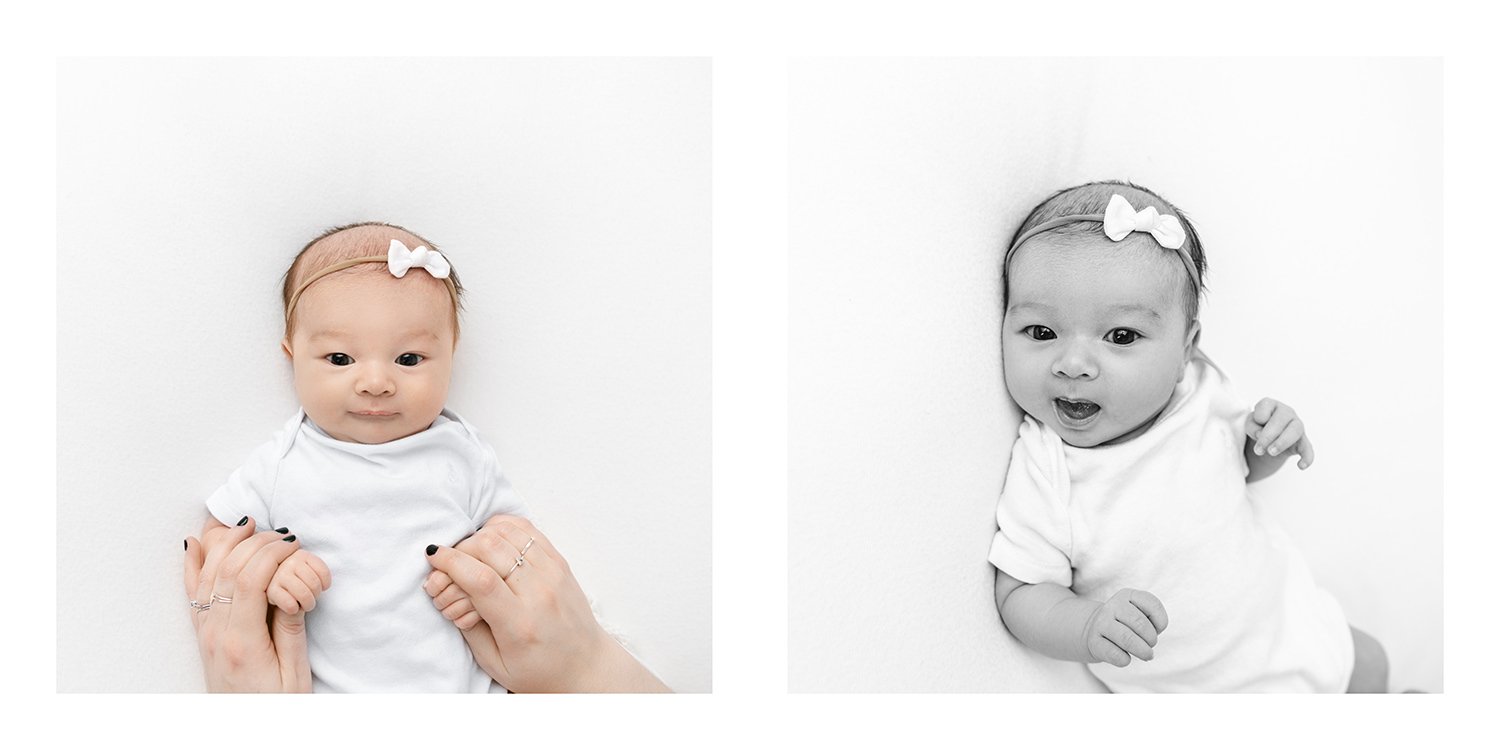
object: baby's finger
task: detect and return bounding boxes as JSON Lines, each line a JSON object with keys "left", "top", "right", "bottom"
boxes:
{"left": 1251, "top": 398, "right": 1277, "bottom": 427}
{"left": 1254, "top": 409, "right": 1295, "bottom": 455}
{"left": 1089, "top": 633, "right": 1132, "bottom": 668}
{"left": 1115, "top": 602, "right": 1159, "bottom": 648}
{"left": 432, "top": 583, "right": 470, "bottom": 610}
{"left": 268, "top": 583, "right": 298, "bottom": 615}
{"left": 1102, "top": 619, "right": 1154, "bottom": 662}
{"left": 440, "top": 597, "right": 476, "bottom": 627}
{"left": 290, "top": 560, "right": 329, "bottom": 597}
{"left": 1296, "top": 435, "right": 1316, "bottom": 469}
{"left": 278, "top": 572, "right": 317, "bottom": 613}
{"left": 1127, "top": 590, "right": 1169, "bottom": 634}
{"left": 1265, "top": 420, "right": 1304, "bottom": 457}
{"left": 299, "top": 551, "right": 333, "bottom": 591}
{"left": 424, "top": 570, "right": 454, "bottom": 597}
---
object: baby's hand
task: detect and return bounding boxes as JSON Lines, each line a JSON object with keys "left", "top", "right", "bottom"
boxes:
{"left": 1082, "top": 589, "right": 1168, "bottom": 668}
{"left": 423, "top": 569, "right": 481, "bottom": 631}
{"left": 267, "top": 547, "right": 333, "bottom": 616}
{"left": 1247, "top": 397, "right": 1316, "bottom": 470}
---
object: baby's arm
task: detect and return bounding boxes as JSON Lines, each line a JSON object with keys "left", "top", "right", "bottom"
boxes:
{"left": 994, "top": 569, "right": 1167, "bottom": 667}
{"left": 1244, "top": 397, "right": 1316, "bottom": 482}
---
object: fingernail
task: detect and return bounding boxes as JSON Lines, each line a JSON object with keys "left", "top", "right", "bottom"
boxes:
{"left": 1268, "top": 447, "right": 1278, "bottom": 456}
{"left": 237, "top": 516, "right": 249, "bottom": 526}
{"left": 275, "top": 527, "right": 289, "bottom": 534}
{"left": 1254, "top": 445, "right": 1263, "bottom": 455}
{"left": 183, "top": 539, "right": 188, "bottom": 551}
{"left": 282, "top": 534, "right": 297, "bottom": 542}
{"left": 426, "top": 544, "right": 439, "bottom": 556}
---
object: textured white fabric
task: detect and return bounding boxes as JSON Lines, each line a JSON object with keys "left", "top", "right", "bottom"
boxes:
{"left": 206, "top": 409, "right": 529, "bottom": 693}
{"left": 989, "top": 353, "right": 1354, "bottom": 692}
{"left": 1102, "top": 193, "right": 1186, "bottom": 249}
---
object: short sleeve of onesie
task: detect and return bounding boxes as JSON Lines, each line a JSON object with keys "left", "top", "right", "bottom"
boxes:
{"left": 988, "top": 417, "right": 1074, "bottom": 588}
{"left": 457, "top": 414, "right": 532, "bottom": 524}
{"left": 203, "top": 414, "right": 298, "bottom": 530}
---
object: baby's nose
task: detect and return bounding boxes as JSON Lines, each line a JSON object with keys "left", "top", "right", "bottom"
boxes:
{"left": 355, "top": 364, "right": 396, "bottom": 396}
{"left": 1052, "top": 342, "right": 1097, "bottom": 379}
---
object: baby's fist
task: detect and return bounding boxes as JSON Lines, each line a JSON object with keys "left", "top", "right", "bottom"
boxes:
{"left": 424, "top": 569, "right": 482, "bottom": 632}
{"left": 1083, "top": 589, "right": 1169, "bottom": 668}
{"left": 1248, "top": 397, "right": 1316, "bottom": 470}
{"left": 268, "top": 548, "right": 332, "bottom": 615}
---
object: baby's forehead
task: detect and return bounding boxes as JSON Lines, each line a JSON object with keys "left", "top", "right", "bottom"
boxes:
{"left": 1009, "top": 235, "right": 1186, "bottom": 305}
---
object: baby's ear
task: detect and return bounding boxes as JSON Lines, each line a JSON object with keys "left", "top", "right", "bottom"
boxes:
{"left": 1178, "top": 320, "right": 1201, "bottom": 382}
{"left": 281, "top": 338, "right": 294, "bottom": 361}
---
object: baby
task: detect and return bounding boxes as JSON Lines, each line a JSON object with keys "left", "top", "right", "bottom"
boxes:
{"left": 989, "top": 181, "right": 1387, "bottom": 692}
{"left": 204, "top": 222, "right": 529, "bottom": 692}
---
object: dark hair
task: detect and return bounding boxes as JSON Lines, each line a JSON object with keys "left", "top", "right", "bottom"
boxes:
{"left": 1003, "top": 180, "right": 1207, "bottom": 324}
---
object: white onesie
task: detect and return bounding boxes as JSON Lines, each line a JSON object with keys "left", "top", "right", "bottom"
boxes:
{"left": 206, "top": 408, "right": 529, "bottom": 693}
{"left": 988, "top": 353, "right": 1353, "bottom": 692}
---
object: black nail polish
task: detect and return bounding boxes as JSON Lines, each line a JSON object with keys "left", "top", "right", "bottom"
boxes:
{"left": 183, "top": 539, "right": 188, "bottom": 550}
{"left": 282, "top": 534, "right": 297, "bottom": 542}
{"left": 275, "top": 527, "right": 289, "bottom": 534}
{"left": 237, "top": 516, "right": 249, "bottom": 527}
{"left": 426, "top": 544, "right": 438, "bottom": 556}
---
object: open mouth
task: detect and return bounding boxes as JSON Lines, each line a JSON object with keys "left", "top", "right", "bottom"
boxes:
{"left": 1053, "top": 397, "right": 1101, "bottom": 427}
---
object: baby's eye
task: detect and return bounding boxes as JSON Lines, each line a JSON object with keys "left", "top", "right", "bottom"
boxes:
{"left": 396, "top": 353, "right": 424, "bottom": 366}
{"left": 325, "top": 353, "right": 353, "bottom": 366}
{"left": 1023, "top": 325, "right": 1056, "bottom": 341}
{"left": 1107, "top": 329, "right": 1141, "bottom": 345}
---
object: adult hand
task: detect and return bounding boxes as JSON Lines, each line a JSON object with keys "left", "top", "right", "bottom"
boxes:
{"left": 423, "top": 515, "right": 671, "bottom": 693}
{"left": 183, "top": 516, "right": 313, "bottom": 692}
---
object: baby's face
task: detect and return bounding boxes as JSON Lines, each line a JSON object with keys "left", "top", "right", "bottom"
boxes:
{"left": 282, "top": 270, "right": 456, "bottom": 444}
{"left": 1003, "top": 235, "right": 1199, "bottom": 447}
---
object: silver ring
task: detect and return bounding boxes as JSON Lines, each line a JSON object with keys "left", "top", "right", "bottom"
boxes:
{"left": 519, "top": 537, "right": 535, "bottom": 556}
{"left": 189, "top": 599, "right": 212, "bottom": 612}
{"left": 212, "top": 593, "right": 233, "bottom": 605}
{"left": 505, "top": 556, "right": 526, "bottom": 579}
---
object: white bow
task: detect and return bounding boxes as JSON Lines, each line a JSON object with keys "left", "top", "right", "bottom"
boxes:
{"left": 1102, "top": 194, "right": 1186, "bottom": 250}
{"left": 386, "top": 239, "right": 451, "bottom": 279}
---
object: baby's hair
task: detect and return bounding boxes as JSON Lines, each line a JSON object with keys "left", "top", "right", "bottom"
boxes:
{"left": 281, "top": 221, "right": 466, "bottom": 339}
{"left": 1004, "top": 180, "right": 1207, "bottom": 325}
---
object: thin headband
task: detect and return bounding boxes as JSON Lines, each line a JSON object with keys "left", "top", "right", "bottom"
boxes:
{"left": 1005, "top": 193, "right": 1202, "bottom": 294}
{"left": 284, "top": 239, "right": 459, "bottom": 324}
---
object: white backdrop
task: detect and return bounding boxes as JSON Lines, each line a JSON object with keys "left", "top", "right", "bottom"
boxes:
{"left": 57, "top": 58, "right": 711, "bottom": 692}
{"left": 789, "top": 58, "right": 1442, "bottom": 692}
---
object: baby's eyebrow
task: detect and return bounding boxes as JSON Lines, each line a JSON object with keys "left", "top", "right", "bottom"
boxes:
{"left": 1107, "top": 304, "right": 1163, "bottom": 321}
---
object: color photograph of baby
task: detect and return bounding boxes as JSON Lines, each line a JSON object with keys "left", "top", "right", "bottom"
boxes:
{"left": 57, "top": 57, "right": 711, "bottom": 693}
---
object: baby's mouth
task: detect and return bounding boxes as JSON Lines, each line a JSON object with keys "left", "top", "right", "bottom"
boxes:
{"left": 1054, "top": 397, "right": 1101, "bottom": 424}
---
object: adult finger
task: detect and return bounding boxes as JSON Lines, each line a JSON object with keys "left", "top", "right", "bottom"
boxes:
{"left": 228, "top": 534, "right": 302, "bottom": 634}
{"left": 459, "top": 619, "right": 512, "bottom": 688}
{"left": 453, "top": 528, "right": 526, "bottom": 587}
{"left": 426, "top": 544, "right": 520, "bottom": 626}
{"left": 1128, "top": 590, "right": 1169, "bottom": 634}
{"left": 195, "top": 516, "right": 255, "bottom": 606}
{"left": 269, "top": 606, "right": 312, "bottom": 693}
{"left": 1265, "top": 421, "right": 1303, "bottom": 457}
{"left": 480, "top": 515, "right": 562, "bottom": 562}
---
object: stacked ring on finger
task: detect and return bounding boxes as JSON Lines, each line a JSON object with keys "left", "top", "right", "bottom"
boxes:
{"left": 189, "top": 599, "right": 212, "bottom": 613}
{"left": 504, "top": 536, "right": 537, "bottom": 579}
{"left": 212, "top": 593, "right": 234, "bottom": 605}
